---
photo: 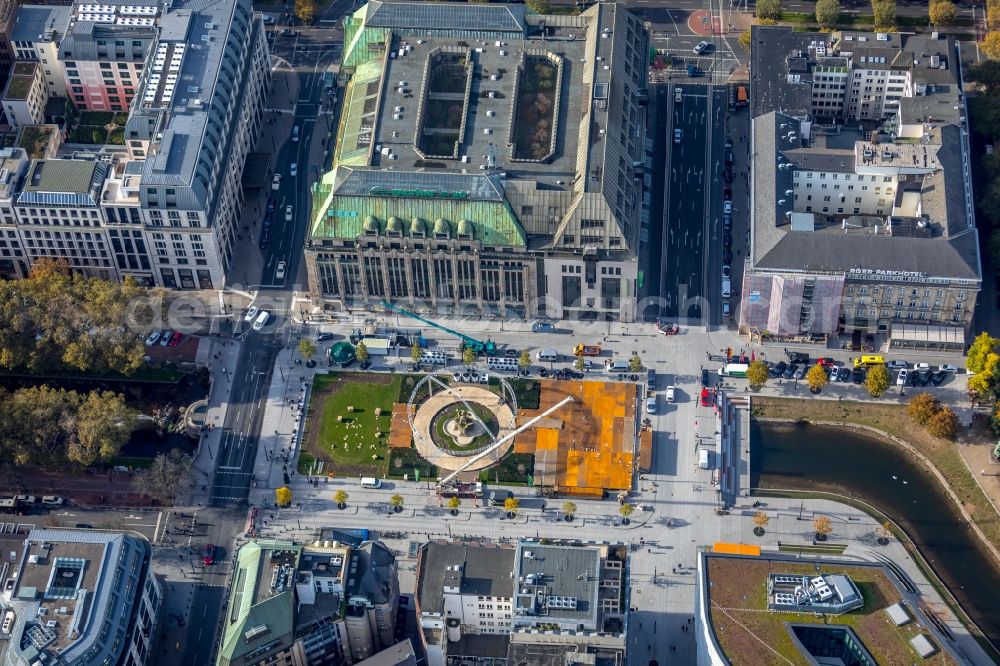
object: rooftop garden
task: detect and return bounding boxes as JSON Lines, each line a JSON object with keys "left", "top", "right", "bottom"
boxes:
{"left": 17, "top": 125, "right": 55, "bottom": 160}
{"left": 416, "top": 49, "right": 472, "bottom": 159}
{"left": 511, "top": 54, "right": 562, "bottom": 162}
{"left": 706, "top": 557, "right": 951, "bottom": 665}
{"left": 5, "top": 71, "right": 33, "bottom": 101}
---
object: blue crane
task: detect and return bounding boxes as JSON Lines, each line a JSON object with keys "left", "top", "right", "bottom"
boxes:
{"left": 379, "top": 300, "right": 497, "bottom": 355}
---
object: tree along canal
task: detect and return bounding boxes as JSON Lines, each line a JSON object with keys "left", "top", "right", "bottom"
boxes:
{"left": 752, "top": 420, "right": 1000, "bottom": 649}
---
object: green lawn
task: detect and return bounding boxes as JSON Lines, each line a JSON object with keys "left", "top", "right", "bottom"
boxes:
{"left": 306, "top": 373, "right": 401, "bottom": 472}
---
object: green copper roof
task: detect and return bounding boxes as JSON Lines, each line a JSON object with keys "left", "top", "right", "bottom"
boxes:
{"left": 334, "top": 59, "right": 384, "bottom": 168}
{"left": 217, "top": 540, "right": 301, "bottom": 665}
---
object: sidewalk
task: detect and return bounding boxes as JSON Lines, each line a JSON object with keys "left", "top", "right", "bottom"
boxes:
{"left": 186, "top": 338, "right": 245, "bottom": 506}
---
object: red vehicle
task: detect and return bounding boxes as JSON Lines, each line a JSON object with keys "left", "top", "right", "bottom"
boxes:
{"left": 700, "top": 387, "right": 711, "bottom": 407}
{"left": 817, "top": 357, "right": 836, "bottom": 367}
{"left": 168, "top": 331, "right": 183, "bottom": 347}
{"left": 203, "top": 544, "right": 215, "bottom": 565}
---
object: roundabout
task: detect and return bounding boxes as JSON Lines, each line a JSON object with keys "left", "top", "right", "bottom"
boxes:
{"left": 408, "top": 373, "right": 518, "bottom": 475}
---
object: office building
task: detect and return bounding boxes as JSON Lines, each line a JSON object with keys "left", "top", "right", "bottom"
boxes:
{"left": 0, "top": 146, "right": 28, "bottom": 279}
{"left": 218, "top": 539, "right": 400, "bottom": 666}
{"left": 741, "top": 28, "right": 980, "bottom": 349}
{"left": 305, "top": 0, "right": 650, "bottom": 322}
{"left": 414, "top": 540, "right": 628, "bottom": 666}
{"left": 0, "top": 0, "right": 20, "bottom": 92}
{"left": 0, "top": 528, "right": 162, "bottom": 666}
{"left": 9, "top": 5, "right": 71, "bottom": 97}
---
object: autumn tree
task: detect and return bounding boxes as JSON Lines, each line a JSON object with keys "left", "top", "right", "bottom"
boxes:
{"left": 968, "top": 332, "right": 1000, "bottom": 373}
{"left": 447, "top": 495, "right": 461, "bottom": 514}
{"left": 574, "top": 355, "right": 586, "bottom": 372}
{"left": 906, "top": 392, "right": 940, "bottom": 424}
{"left": 518, "top": 350, "right": 532, "bottom": 373}
{"left": 756, "top": 0, "right": 782, "bottom": 22}
{"left": 813, "top": 515, "right": 833, "bottom": 540}
{"left": 871, "top": 0, "right": 896, "bottom": 30}
{"left": 929, "top": 0, "right": 956, "bottom": 26}
{"left": 738, "top": 30, "right": 751, "bottom": 53}
{"left": 752, "top": 510, "right": 769, "bottom": 535}
{"left": 815, "top": 0, "right": 840, "bottom": 28}
{"left": 525, "top": 0, "right": 550, "bottom": 13}
{"left": 298, "top": 338, "right": 316, "bottom": 360}
{"left": 806, "top": 364, "right": 828, "bottom": 393}
{"left": 410, "top": 342, "right": 423, "bottom": 364}
{"left": 354, "top": 341, "right": 369, "bottom": 364}
{"left": 747, "top": 360, "right": 769, "bottom": 391}
{"left": 927, "top": 406, "right": 959, "bottom": 440}
{"left": 876, "top": 520, "right": 894, "bottom": 543}
{"left": 143, "top": 450, "right": 194, "bottom": 504}
{"left": 69, "top": 391, "right": 136, "bottom": 466}
{"left": 334, "top": 489, "right": 349, "bottom": 507}
{"left": 390, "top": 494, "right": 404, "bottom": 512}
{"left": 969, "top": 353, "right": 1000, "bottom": 402}
{"left": 864, "top": 365, "right": 890, "bottom": 398}
{"left": 983, "top": 32, "right": 1000, "bottom": 60}
{"left": 504, "top": 496, "right": 520, "bottom": 517}
{"left": 629, "top": 352, "right": 643, "bottom": 373}
{"left": 562, "top": 501, "right": 577, "bottom": 522}
{"left": 294, "top": 0, "right": 316, "bottom": 24}
{"left": 275, "top": 486, "right": 293, "bottom": 507}
{"left": 462, "top": 346, "right": 476, "bottom": 366}
{"left": 619, "top": 503, "right": 634, "bottom": 524}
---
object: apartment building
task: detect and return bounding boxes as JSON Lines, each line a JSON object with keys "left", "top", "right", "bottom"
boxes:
{"left": 219, "top": 539, "right": 402, "bottom": 666}
{"left": 742, "top": 28, "right": 980, "bottom": 349}
{"left": 9, "top": 5, "right": 71, "bottom": 97}
{"left": 306, "top": 1, "right": 649, "bottom": 321}
{"left": 415, "top": 540, "right": 628, "bottom": 666}
{"left": 0, "top": 0, "right": 21, "bottom": 92}
{"left": 2, "top": 61, "right": 48, "bottom": 129}
{"left": 0, "top": 528, "right": 162, "bottom": 666}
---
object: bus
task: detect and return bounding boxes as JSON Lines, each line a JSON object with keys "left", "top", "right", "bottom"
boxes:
{"left": 853, "top": 355, "right": 885, "bottom": 368}
{"left": 718, "top": 363, "right": 749, "bottom": 378}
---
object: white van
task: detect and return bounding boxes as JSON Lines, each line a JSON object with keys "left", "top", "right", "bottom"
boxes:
{"left": 722, "top": 279, "right": 731, "bottom": 298}
{"left": 606, "top": 359, "right": 629, "bottom": 373}
{"left": 361, "top": 477, "right": 381, "bottom": 489}
{"left": 536, "top": 349, "right": 559, "bottom": 362}
{"left": 665, "top": 385, "right": 675, "bottom": 402}
{"left": 252, "top": 310, "right": 270, "bottom": 331}
{"left": 698, "top": 448, "right": 710, "bottom": 469}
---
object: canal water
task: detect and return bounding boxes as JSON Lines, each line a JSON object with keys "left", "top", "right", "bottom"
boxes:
{"left": 752, "top": 420, "right": 1000, "bottom": 649}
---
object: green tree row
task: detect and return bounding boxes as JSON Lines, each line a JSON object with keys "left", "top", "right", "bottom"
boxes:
{"left": 0, "top": 259, "right": 149, "bottom": 376}
{"left": 750, "top": 0, "right": 956, "bottom": 31}
{"left": 0, "top": 385, "right": 136, "bottom": 467}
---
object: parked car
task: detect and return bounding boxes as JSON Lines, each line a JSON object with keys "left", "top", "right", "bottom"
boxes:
{"left": 816, "top": 357, "right": 836, "bottom": 367}
{"left": 914, "top": 362, "right": 931, "bottom": 371}
{"left": 315, "top": 332, "right": 336, "bottom": 342}
{"left": 168, "top": 331, "right": 183, "bottom": 347}
{"left": 290, "top": 162, "right": 298, "bottom": 177}
{"left": 722, "top": 302, "right": 730, "bottom": 317}
{"left": 15, "top": 495, "right": 36, "bottom": 505}
{"left": 794, "top": 365, "right": 807, "bottom": 380}
{"left": 245, "top": 306, "right": 260, "bottom": 323}
{"left": 837, "top": 367, "right": 850, "bottom": 382}
{"left": 782, "top": 363, "right": 797, "bottom": 379}
{"left": 158, "top": 329, "right": 172, "bottom": 347}
{"left": 896, "top": 369, "right": 909, "bottom": 386}
{"left": 786, "top": 351, "right": 809, "bottom": 364}
{"left": 504, "top": 349, "right": 519, "bottom": 358}
{"left": 674, "top": 128, "right": 682, "bottom": 143}
{"left": 723, "top": 232, "right": 732, "bottom": 248}
{"left": 285, "top": 205, "right": 294, "bottom": 222}
{"left": 41, "top": 496, "right": 64, "bottom": 506}
{"left": 851, "top": 368, "right": 865, "bottom": 384}
{"left": 723, "top": 248, "right": 732, "bottom": 265}
{"left": 701, "top": 368, "right": 711, "bottom": 386}
{"left": 271, "top": 173, "right": 281, "bottom": 191}
{"left": 930, "top": 370, "right": 947, "bottom": 386}
{"left": 722, "top": 265, "right": 731, "bottom": 280}
{"left": 723, "top": 213, "right": 732, "bottom": 231}
{"left": 144, "top": 330, "right": 161, "bottom": 347}
{"left": 886, "top": 360, "right": 908, "bottom": 369}
{"left": 665, "top": 386, "right": 675, "bottom": 402}
{"left": 938, "top": 364, "right": 960, "bottom": 373}
{"left": 531, "top": 321, "right": 555, "bottom": 333}
{"left": 770, "top": 361, "right": 787, "bottom": 378}
{"left": 723, "top": 200, "right": 733, "bottom": 215}
{"left": 916, "top": 370, "right": 932, "bottom": 386}
{"left": 723, "top": 168, "right": 733, "bottom": 183}
{"left": 203, "top": 544, "right": 216, "bottom": 566}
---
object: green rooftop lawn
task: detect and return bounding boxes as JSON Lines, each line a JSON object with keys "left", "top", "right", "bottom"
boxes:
{"left": 706, "top": 557, "right": 951, "bottom": 665}
{"left": 302, "top": 372, "right": 401, "bottom": 475}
